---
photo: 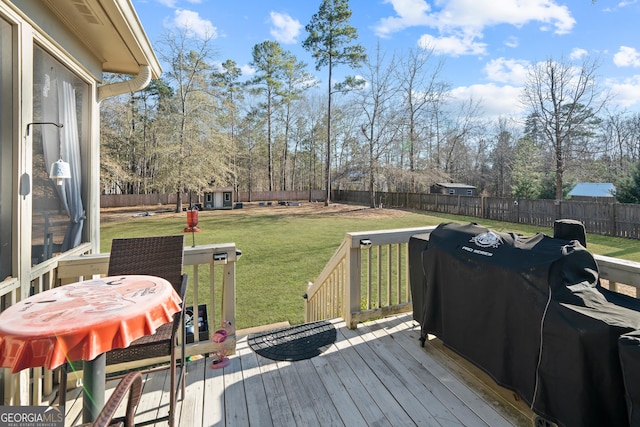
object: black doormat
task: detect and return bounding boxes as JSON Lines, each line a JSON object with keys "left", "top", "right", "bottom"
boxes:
{"left": 247, "top": 320, "right": 337, "bottom": 361}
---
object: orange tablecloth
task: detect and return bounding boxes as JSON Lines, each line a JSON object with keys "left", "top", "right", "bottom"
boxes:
{"left": 0, "top": 275, "right": 181, "bottom": 373}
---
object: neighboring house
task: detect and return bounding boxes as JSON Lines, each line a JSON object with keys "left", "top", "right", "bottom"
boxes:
{"left": 430, "top": 183, "right": 477, "bottom": 196}
{"left": 203, "top": 187, "right": 234, "bottom": 210}
{"left": 568, "top": 183, "right": 617, "bottom": 202}
{"left": 0, "top": 0, "right": 160, "bottom": 296}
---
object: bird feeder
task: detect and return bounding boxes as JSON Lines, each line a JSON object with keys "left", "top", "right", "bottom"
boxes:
{"left": 183, "top": 209, "right": 200, "bottom": 233}
{"left": 183, "top": 193, "right": 201, "bottom": 247}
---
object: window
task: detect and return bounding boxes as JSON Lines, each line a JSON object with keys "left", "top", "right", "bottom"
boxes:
{"left": 31, "top": 45, "right": 88, "bottom": 264}
{"left": 448, "top": 189, "right": 455, "bottom": 195}
{"left": 467, "top": 189, "right": 473, "bottom": 196}
{"left": 0, "top": 17, "right": 13, "bottom": 279}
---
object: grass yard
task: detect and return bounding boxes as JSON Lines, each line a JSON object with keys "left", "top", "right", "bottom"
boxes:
{"left": 100, "top": 202, "right": 640, "bottom": 330}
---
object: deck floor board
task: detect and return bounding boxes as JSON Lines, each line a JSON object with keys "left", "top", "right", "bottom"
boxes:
{"left": 64, "top": 313, "right": 532, "bottom": 427}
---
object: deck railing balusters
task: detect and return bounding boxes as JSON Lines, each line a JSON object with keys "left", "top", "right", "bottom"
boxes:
{"left": 304, "top": 226, "right": 640, "bottom": 331}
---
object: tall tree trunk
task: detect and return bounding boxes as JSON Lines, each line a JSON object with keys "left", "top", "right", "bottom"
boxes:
{"left": 369, "top": 139, "right": 375, "bottom": 208}
{"left": 555, "top": 148, "right": 563, "bottom": 200}
{"left": 325, "top": 58, "right": 332, "bottom": 206}
{"left": 267, "top": 93, "right": 273, "bottom": 192}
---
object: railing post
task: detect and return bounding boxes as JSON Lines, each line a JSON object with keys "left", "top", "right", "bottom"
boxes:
{"left": 344, "top": 235, "right": 361, "bottom": 329}
{"left": 304, "top": 282, "right": 311, "bottom": 323}
{"left": 222, "top": 260, "right": 237, "bottom": 353}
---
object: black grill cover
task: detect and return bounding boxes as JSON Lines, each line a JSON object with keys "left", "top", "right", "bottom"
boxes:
{"left": 619, "top": 331, "right": 640, "bottom": 426}
{"left": 409, "top": 222, "right": 640, "bottom": 427}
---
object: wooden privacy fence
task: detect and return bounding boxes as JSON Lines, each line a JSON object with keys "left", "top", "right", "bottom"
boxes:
{"left": 101, "top": 190, "right": 327, "bottom": 208}
{"left": 333, "top": 190, "right": 640, "bottom": 240}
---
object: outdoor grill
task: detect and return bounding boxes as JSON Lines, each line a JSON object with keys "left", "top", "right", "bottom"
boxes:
{"left": 409, "top": 221, "right": 640, "bottom": 427}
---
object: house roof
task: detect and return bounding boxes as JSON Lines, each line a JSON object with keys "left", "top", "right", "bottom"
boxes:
{"left": 568, "top": 182, "right": 616, "bottom": 198}
{"left": 435, "top": 183, "right": 476, "bottom": 189}
{"left": 40, "top": 0, "right": 161, "bottom": 78}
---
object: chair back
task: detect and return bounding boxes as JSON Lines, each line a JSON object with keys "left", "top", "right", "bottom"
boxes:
{"left": 108, "top": 235, "right": 185, "bottom": 294}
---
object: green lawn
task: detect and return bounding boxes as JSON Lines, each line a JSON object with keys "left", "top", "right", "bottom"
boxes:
{"left": 100, "top": 203, "right": 640, "bottom": 330}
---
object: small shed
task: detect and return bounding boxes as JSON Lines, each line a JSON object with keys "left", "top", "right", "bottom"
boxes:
{"left": 431, "top": 183, "right": 477, "bottom": 196}
{"left": 568, "top": 183, "right": 616, "bottom": 202}
{"left": 203, "top": 187, "right": 234, "bottom": 210}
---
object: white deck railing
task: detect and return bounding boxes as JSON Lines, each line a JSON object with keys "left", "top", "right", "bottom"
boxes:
{"left": 305, "top": 227, "right": 436, "bottom": 329}
{"left": 0, "top": 242, "right": 239, "bottom": 407}
{"left": 305, "top": 227, "right": 640, "bottom": 329}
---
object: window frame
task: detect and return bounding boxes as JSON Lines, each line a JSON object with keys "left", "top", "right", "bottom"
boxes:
{"left": 0, "top": 11, "right": 15, "bottom": 282}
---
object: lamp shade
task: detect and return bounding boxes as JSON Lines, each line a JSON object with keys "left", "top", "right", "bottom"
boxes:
{"left": 50, "top": 159, "right": 71, "bottom": 185}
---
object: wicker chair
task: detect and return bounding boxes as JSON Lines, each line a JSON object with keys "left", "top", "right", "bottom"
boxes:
{"left": 105, "top": 235, "right": 188, "bottom": 427}
{"left": 76, "top": 372, "right": 143, "bottom": 427}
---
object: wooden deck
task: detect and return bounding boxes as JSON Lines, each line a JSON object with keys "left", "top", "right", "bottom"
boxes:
{"left": 63, "top": 313, "right": 534, "bottom": 426}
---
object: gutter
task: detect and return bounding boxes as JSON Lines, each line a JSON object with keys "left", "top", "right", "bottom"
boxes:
{"left": 97, "top": 65, "right": 152, "bottom": 102}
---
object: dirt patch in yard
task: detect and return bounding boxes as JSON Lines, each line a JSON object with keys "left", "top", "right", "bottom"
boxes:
{"left": 100, "top": 201, "right": 407, "bottom": 222}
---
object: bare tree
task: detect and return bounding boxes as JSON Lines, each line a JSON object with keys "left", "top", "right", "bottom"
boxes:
{"left": 278, "top": 53, "right": 317, "bottom": 191}
{"left": 488, "top": 117, "right": 519, "bottom": 197}
{"left": 357, "top": 44, "right": 402, "bottom": 207}
{"left": 521, "top": 56, "right": 609, "bottom": 200}
{"left": 211, "top": 59, "right": 243, "bottom": 198}
{"left": 396, "top": 47, "right": 447, "bottom": 191}
{"left": 438, "top": 98, "right": 483, "bottom": 176}
{"left": 249, "top": 41, "right": 286, "bottom": 192}
{"left": 156, "top": 29, "right": 227, "bottom": 212}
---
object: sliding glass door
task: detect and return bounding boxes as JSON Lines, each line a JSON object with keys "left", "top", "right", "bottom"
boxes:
{"left": 31, "top": 45, "right": 88, "bottom": 264}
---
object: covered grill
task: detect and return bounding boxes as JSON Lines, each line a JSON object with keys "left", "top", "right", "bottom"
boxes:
{"left": 409, "top": 222, "right": 640, "bottom": 427}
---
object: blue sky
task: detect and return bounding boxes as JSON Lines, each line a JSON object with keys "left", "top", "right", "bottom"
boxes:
{"left": 132, "top": 0, "right": 640, "bottom": 118}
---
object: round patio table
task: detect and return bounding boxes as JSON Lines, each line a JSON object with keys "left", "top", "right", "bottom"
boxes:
{"left": 0, "top": 275, "right": 181, "bottom": 423}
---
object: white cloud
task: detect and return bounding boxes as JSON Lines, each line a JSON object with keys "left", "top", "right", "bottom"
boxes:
{"left": 165, "top": 9, "right": 217, "bottom": 39}
{"left": 375, "top": 0, "right": 433, "bottom": 37}
{"left": 504, "top": 36, "right": 519, "bottom": 48}
{"left": 450, "top": 83, "right": 525, "bottom": 118}
{"left": 614, "top": 46, "right": 640, "bottom": 67}
{"left": 156, "top": 0, "right": 178, "bottom": 7}
{"left": 377, "top": 0, "right": 575, "bottom": 56}
{"left": 606, "top": 75, "right": 640, "bottom": 107}
{"left": 418, "top": 33, "right": 487, "bottom": 56}
{"left": 241, "top": 64, "right": 256, "bottom": 77}
{"left": 383, "top": 0, "right": 575, "bottom": 34}
{"left": 156, "top": 0, "right": 203, "bottom": 6}
{"left": 605, "top": 0, "right": 638, "bottom": 11}
{"left": 483, "top": 58, "right": 529, "bottom": 85}
{"left": 269, "top": 12, "right": 302, "bottom": 44}
{"left": 569, "top": 48, "right": 588, "bottom": 61}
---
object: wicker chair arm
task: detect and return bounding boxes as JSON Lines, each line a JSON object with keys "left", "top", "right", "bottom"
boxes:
{"left": 76, "top": 372, "right": 142, "bottom": 427}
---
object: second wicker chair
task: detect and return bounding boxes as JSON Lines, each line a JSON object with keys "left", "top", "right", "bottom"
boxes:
{"left": 105, "top": 235, "right": 188, "bottom": 427}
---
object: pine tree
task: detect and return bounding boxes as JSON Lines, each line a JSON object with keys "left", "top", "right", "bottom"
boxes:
{"left": 616, "top": 161, "right": 640, "bottom": 203}
{"left": 303, "top": 0, "right": 366, "bottom": 205}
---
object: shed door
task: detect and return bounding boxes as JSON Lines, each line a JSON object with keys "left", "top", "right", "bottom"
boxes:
{"left": 214, "top": 192, "right": 223, "bottom": 208}
{"left": 223, "top": 192, "right": 232, "bottom": 208}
